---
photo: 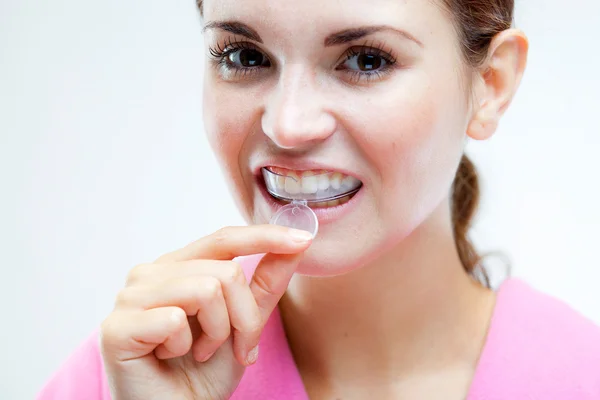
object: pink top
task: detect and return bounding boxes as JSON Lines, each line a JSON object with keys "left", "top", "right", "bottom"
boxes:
{"left": 38, "top": 255, "right": 600, "bottom": 399}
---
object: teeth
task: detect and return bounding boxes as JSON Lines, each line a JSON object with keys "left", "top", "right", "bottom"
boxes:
{"left": 276, "top": 175, "right": 286, "bottom": 188}
{"left": 327, "top": 199, "right": 340, "bottom": 207}
{"left": 330, "top": 173, "right": 342, "bottom": 190}
{"left": 339, "top": 196, "right": 351, "bottom": 205}
{"left": 342, "top": 175, "right": 359, "bottom": 188}
{"left": 264, "top": 167, "right": 361, "bottom": 204}
{"left": 301, "top": 175, "right": 319, "bottom": 193}
{"left": 308, "top": 194, "right": 353, "bottom": 208}
{"left": 284, "top": 177, "right": 301, "bottom": 194}
{"left": 317, "top": 175, "right": 330, "bottom": 191}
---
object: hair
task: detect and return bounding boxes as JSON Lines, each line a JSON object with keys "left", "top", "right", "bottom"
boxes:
{"left": 196, "top": 0, "right": 514, "bottom": 286}
{"left": 443, "top": 0, "right": 514, "bottom": 286}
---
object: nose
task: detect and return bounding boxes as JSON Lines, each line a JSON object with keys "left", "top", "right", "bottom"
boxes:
{"left": 261, "top": 66, "right": 336, "bottom": 150}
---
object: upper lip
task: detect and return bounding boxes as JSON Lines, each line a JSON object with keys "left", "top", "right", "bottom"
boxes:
{"left": 251, "top": 158, "right": 363, "bottom": 181}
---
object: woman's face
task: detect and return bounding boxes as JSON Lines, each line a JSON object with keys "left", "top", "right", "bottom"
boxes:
{"left": 202, "top": 0, "right": 473, "bottom": 275}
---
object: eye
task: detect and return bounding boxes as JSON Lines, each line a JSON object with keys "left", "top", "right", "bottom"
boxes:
{"left": 226, "top": 48, "right": 271, "bottom": 68}
{"left": 335, "top": 46, "right": 397, "bottom": 83}
{"left": 343, "top": 53, "right": 387, "bottom": 72}
{"left": 209, "top": 40, "right": 272, "bottom": 80}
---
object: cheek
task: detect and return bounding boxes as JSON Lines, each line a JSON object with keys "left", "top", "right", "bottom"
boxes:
{"left": 203, "top": 80, "right": 257, "bottom": 218}
{"left": 204, "top": 82, "right": 246, "bottom": 164}
{"left": 352, "top": 70, "right": 467, "bottom": 221}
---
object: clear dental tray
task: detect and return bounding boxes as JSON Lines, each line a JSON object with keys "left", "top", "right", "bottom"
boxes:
{"left": 263, "top": 168, "right": 362, "bottom": 238}
{"left": 262, "top": 168, "right": 361, "bottom": 203}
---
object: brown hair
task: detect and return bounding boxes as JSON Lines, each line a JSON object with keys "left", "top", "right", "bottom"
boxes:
{"left": 196, "top": 0, "right": 514, "bottom": 285}
{"left": 443, "top": 0, "right": 514, "bottom": 286}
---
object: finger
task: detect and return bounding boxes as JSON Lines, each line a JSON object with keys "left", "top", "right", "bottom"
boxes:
{"left": 210, "top": 262, "right": 263, "bottom": 366}
{"left": 116, "top": 276, "right": 232, "bottom": 359}
{"left": 117, "top": 275, "right": 228, "bottom": 317}
{"left": 119, "top": 262, "right": 266, "bottom": 366}
{"left": 232, "top": 253, "right": 304, "bottom": 366}
{"left": 155, "top": 314, "right": 193, "bottom": 360}
{"left": 101, "top": 307, "right": 190, "bottom": 362}
{"left": 124, "top": 259, "right": 233, "bottom": 287}
{"left": 189, "top": 279, "right": 231, "bottom": 363}
{"left": 155, "top": 225, "right": 313, "bottom": 263}
{"left": 250, "top": 253, "right": 303, "bottom": 322}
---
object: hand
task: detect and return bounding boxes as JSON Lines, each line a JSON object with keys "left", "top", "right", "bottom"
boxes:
{"left": 100, "top": 225, "right": 313, "bottom": 400}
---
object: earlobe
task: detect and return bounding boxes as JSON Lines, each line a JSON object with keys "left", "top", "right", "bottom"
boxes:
{"left": 467, "top": 110, "right": 498, "bottom": 140}
{"left": 466, "top": 29, "right": 528, "bottom": 141}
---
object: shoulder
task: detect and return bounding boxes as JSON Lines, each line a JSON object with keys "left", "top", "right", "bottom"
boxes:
{"left": 469, "top": 279, "right": 600, "bottom": 399}
{"left": 495, "top": 279, "right": 600, "bottom": 355}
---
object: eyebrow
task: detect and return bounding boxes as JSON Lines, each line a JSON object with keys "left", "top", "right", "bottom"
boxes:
{"left": 324, "top": 26, "right": 423, "bottom": 47}
{"left": 202, "top": 21, "right": 422, "bottom": 48}
{"left": 202, "top": 21, "right": 263, "bottom": 43}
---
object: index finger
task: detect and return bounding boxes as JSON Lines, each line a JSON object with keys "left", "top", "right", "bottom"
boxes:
{"left": 156, "top": 225, "right": 313, "bottom": 263}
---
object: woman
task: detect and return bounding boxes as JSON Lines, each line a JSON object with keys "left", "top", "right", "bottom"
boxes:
{"left": 39, "top": 0, "right": 600, "bottom": 399}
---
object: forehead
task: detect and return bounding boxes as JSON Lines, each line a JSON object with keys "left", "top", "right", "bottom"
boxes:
{"left": 202, "top": 0, "right": 451, "bottom": 44}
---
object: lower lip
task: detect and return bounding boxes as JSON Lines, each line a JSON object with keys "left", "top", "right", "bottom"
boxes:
{"left": 256, "top": 178, "right": 363, "bottom": 225}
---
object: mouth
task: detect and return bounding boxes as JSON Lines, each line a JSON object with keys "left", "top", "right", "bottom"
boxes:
{"left": 260, "top": 166, "right": 363, "bottom": 208}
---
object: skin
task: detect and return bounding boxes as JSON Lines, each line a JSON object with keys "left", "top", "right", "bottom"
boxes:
{"left": 100, "top": 0, "right": 527, "bottom": 399}
{"left": 202, "top": 0, "right": 527, "bottom": 398}
{"left": 101, "top": 225, "right": 314, "bottom": 400}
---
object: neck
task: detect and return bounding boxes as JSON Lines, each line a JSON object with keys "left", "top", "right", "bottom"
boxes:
{"left": 279, "top": 199, "right": 495, "bottom": 391}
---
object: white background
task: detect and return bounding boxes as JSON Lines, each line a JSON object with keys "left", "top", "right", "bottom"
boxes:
{"left": 1, "top": 1, "right": 599, "bottom": 398}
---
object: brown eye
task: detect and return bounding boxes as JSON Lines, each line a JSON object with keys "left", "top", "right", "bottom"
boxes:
{"left": 342, "top": 52, "right": 387, "bottom": 72}
{"left": 336, "top": 46, "right": 397, "bottom": 78}
{"left": 356, "top": 54, "right": 382, "bottom": 71}
{"left": 227, "top": 48, "right": 270, "bottom": 68}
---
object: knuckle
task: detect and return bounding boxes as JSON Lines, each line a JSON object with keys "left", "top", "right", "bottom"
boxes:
{"left": 125, "top": 263, "right": 151, "bottom": 286}
{"left": 252, "top": 272, "right": 278, "bottom": 298}
{"left": 100, "top": 315, "right": 125, "bottom": 345}
{"left": 221, "top": 261, "right": 246, "bottom": 286}
{"left": 212, "top": 324, "right": 231, "bottom": 342}
{"left": 214, "top": 332, "right": 231, "bottom": 343}
{"left": 211, "top": 227, "right": 231, "bottom": 244}
{"left": 238, "top": 319, "right": 263, "bottom": 337}
{"left": 197, "top": 277, "right": 222, "bottom": 300}
{"left": 99, "top": 318, "right": 113, "bottom": 339}
{"left": 154, "top": 251, "right": 175, "bottom": 263}
{"left": 168, "top": 307, "right": 188, "bottom": 330}
{"left": 235, "top": 307, "right": 263, "bottom": 336}
{"left": 114, "top": 288, "right": 137, "bottom": 307}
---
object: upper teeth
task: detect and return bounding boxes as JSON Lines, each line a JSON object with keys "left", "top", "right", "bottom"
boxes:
{"left": 264, "top": 167, "right": 361, "bottom": 197}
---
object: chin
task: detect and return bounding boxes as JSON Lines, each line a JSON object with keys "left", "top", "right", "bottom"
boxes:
{"left": 290, "top": 211, "right": 432, "bottom": 278}
{"left": 294, "top": 251, "right": 362, "bottom": 277}
{"left": 291, "top": 229, "right": 387, "bottom": 277}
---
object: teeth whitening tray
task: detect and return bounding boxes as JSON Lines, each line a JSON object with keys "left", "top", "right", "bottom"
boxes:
{"left": 262, "top": 168, "right": 362, "bottom": 238}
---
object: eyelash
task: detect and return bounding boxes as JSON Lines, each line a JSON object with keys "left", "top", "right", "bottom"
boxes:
{"left": 338, "top": 41, "right": 397, "bottom": 84}
{"left": 208, "top": 37, "right": 398, "bottom": 83}
{"left": 208, "top": 37, "right": 265, "bottom": 79}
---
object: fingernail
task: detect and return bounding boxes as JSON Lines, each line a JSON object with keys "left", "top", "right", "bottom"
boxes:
{"left": 199, "top": 350, "right": 215, "bottom": 363}
{"left": 245, "top": 345, "right": 259, "bottom": 365}
{"left": 288, "top": 229, "right": 313, "bottom": 243}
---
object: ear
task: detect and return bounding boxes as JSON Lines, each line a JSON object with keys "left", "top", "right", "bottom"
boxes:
{"left": 467, "top": 29, "right": 529, "bottom": 140}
